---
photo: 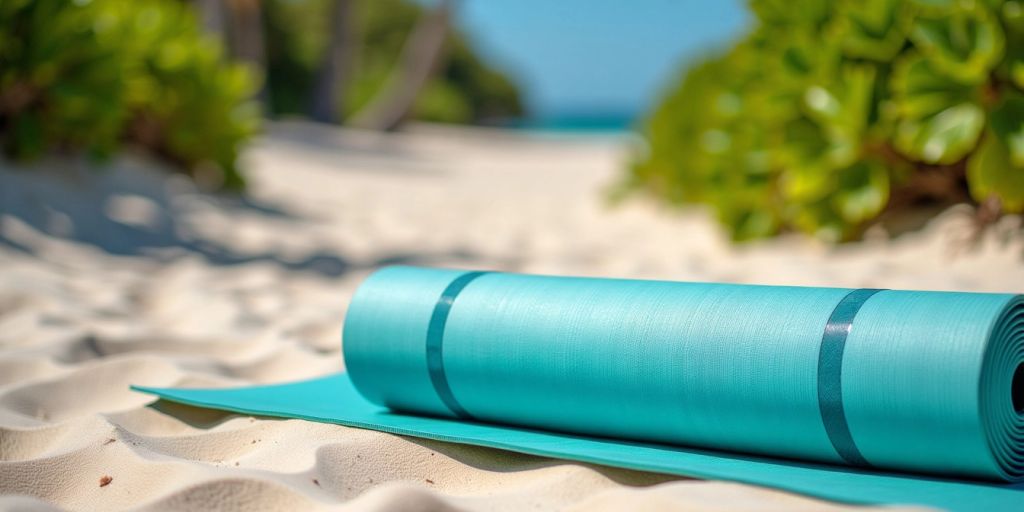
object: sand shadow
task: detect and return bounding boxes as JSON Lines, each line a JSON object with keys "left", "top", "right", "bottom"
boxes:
{"left": 401, "top": 436, "right": 684, "bottom": 488}
{"left": 143, "top": 396, "right": 682, "bottom": 489}
{"left": 0, "top": 156, "right": 353, "bottom": 278}
{"left": 148, "top": 399, "right": 247, "bottom": 430}
{"left": 0, "top": 153, "right": 503, "bottom": 277}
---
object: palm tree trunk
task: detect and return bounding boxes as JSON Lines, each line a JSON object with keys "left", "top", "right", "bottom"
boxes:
{"left": 310, "top": 0, "right": 356, "bottom": 123}
{"left": 195, "top": 0, "right": 227, "bottom": 37}
{"left": 225, "top": 0, "right": 268, "bottom": 108}
{"left": 350, "top": 0, "right": 454, "bottom": 131}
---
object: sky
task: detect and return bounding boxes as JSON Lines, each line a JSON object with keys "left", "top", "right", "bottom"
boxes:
{"left": 453, "top": 0, "right": 751, "bottom": 119}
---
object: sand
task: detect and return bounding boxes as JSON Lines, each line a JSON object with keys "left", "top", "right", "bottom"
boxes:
{"left": 2, "top": 120, "right": 1020, "bottom": 511}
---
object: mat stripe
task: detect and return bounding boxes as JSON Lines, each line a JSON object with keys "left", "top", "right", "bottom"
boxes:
{"left": 426, "top": 271, "right": 490, "bottom": 419}
{"left": 818, "top": 288, "right": 885, "bottom": 466}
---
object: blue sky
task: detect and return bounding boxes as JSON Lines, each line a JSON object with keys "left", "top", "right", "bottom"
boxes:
{"left": 453, "top": 0, "right": 750, "bottom": 119}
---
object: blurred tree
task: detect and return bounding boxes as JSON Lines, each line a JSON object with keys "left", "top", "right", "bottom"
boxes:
{"left": 261, "top": 0, "right": 521, "bottom": 127}
{"left": 224, "top": 0, "right": 268, "bottom": 105}
{"left": 310, "top": 0, "right": 356, "bottom": 123}
{"left": 350, "top": 0, "right": 454, "bottom": 130}
{"left": 196, "top": 0, "right": 228, "bottom": 36}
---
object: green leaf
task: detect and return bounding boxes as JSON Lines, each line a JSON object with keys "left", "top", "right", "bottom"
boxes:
{"left": 966, "top": 86, "right": 1024, "bottom": 213}
{"left": 778, "top": 64, "right": 876, "bottom": 203}
{"left": 891, "top": 53, "right": 985, "bottom": 164}
{"left": 804, "top": 64, "right": 875, "bottom": 158}
{"left": 909, "top": 1, "right": 1005, "bottom": 84}
{"left": 990, "top": 93, "right": 1024, "bottom": 167}
{"left": 750, "top": 0, "right": 832, "bottom": 30}
{"left": 10, "top": 112, "right": 43, "bottom": 159}
{"left": 999, "top": 1, "right": 1024, "bottom": 89}
{"left": 967, "top": 133, "right": 1024, "bottom": 212}
{"left": 832, "top": 160, "right": 890, "bottom": 223}
{"left": 787, "top": 200, "right": 847, "bottom": 242}
{"left": 779, "top": 117, "right": 834, "bottom": 201}
{"left": 896, "top": 102, "right": 985, "bottom": 162}
{"left": 835, "top": 0, "right": 915, "bottom": 61}
{"left": 731, "top": 208, "right": 782, "bottom": 241}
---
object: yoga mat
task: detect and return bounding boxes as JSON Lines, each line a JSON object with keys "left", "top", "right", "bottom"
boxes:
{"left": 134, "top": 266, "right": 1024, "bottom": 511}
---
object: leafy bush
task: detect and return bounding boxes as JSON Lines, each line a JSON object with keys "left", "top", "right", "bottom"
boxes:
{"left": 0, "top": 0, "right": 259, "bottom": 189}
{"left": 630, "top": 0, "right": 1024, "bottom": 241}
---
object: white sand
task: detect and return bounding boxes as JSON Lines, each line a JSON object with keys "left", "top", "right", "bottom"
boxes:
{"left": 3, "top": 120, "right": 1018, "bottom": 510}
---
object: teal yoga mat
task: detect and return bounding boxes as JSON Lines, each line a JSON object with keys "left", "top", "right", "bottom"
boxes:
{"left": 134, "top": 266, "right": 1024, "bottom": 511}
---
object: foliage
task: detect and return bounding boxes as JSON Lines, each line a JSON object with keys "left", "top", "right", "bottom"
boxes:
{"left": 0, "top": 0, "right": 260, "bottom": 189}
{"left": 264, "top": 0, "right": 522, "bottom": 124}
{"left": 630, "top": 0, "right": 1024, "bottom": 241}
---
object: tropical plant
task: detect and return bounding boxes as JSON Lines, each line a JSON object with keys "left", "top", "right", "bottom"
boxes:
{"left": 0, "top": 0, "right": 260, "bottom": 189}
{"left": 630, "top": 0, "right": 1024, "bottom": 241}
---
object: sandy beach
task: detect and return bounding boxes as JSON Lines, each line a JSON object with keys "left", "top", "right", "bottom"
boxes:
{"left": 2, "top": 121, "right": 1020, "bottom": 511}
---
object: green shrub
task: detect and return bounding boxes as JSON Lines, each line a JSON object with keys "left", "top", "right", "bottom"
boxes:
{"left": 0, "top": 0, "right": 259, "bottom": 189}
{"left": 630, "top": 0, "right": 1024, "bottom": 241}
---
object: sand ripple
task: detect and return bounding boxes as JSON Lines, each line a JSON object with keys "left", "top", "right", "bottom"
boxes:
{"left": 2, "top": 122, "right": 1007, "bottom": 510}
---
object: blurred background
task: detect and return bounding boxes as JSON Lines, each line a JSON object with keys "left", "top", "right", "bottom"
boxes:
{"left": 2, "top": 0, "right": 1023, "bottom": 324}
{"left": 3, "top": 0, "right": 1024, "bottom": 341}
{"left": 2, "top": 2, "right": 1024, "bottom": 509}
{"left": 4, "top": 0, "right": 1024, "bottom": 244}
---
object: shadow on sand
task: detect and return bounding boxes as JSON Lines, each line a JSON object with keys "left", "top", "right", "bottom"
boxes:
{"left": 0, "top": 155, "right": 472, "bottom": 278}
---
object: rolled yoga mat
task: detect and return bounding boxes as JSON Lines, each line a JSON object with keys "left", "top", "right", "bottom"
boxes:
{"left": 134, "top": 266, "right": 1024, "bottom": 510}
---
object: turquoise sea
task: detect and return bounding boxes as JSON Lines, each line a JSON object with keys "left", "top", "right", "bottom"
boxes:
{"left": 501, "top": 112, "right": 638, "bottom": 134}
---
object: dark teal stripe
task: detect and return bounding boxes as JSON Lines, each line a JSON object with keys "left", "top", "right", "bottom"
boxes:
{"left": 818, "top": 288, "right": 884, "bottom": 467}
{"left": 426, "top": 271, "right": 490, "bottom": 419}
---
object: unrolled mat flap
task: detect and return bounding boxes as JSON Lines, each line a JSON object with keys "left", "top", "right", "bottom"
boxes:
{"left": 133, "top": 374, "right": 1024, "bottom": 511}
